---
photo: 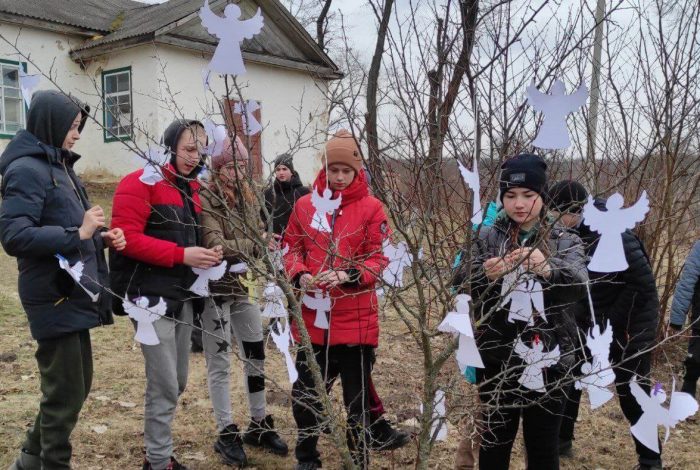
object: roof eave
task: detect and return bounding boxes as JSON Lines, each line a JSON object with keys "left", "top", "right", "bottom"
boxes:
{"left": 0, "top": 11, "right": 104, "bottom": 37}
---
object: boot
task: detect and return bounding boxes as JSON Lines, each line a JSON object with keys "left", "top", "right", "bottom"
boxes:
{"left": 214, "top": 424, "right": 248, "bottom": 466}
{"left": 243, "top": 415, "right": 289, "bottom": 455}
{"left": 8, "top": 449, "right": 40, "bottom": 470}
{"left": 558, "top": 438, "right": 573, "bottom": 457}
{"left": 294, "top": 462, "right": 321, "bottom": 470}
{"left": 142, "top": 457, "right": 190, "bottom": 470}
{"left": 368, "top": 417, "right": 410, "bottom": 450}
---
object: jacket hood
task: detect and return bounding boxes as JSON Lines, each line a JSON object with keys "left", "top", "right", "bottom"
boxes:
{"left": 313, "top": 167, "right": 369, "bottom": 207}
{"left": 0, "top": 130, "right": 80, "bottom": 177}
{"left": 27, "top": 90, "right": 90, "bottom": 148}
{"left": 162, "top": 119, "right": 206, "bottom": 177}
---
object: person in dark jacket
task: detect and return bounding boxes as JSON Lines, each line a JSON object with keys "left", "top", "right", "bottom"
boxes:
{"left": 453, "top": 155, "right": 588, "bottom": 470}
{"left": 0, "top": 90, "right": 125, "bottom": 470}
{"left": 110, "top": 119, "right": 222, "bottom": 470}
{"left": 262, "top": 153, "right": 310, "bottom": 240}
{"left": 549, "top": 180, "right": 662, "bottom": 470}
{"left": 668, "top": 240, "right": 700, "bottom": 397}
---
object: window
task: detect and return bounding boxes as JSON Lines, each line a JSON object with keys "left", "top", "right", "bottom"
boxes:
{"left": 102, "top": 67, "right": 132, "bottom": 141}
{"left": 0, "top": 60, "right": 26, "bottom": 138}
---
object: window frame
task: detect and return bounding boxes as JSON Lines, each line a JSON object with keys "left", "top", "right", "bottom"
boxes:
{"left": 101, "top": 66, "right": 133, "bottom": 143}
{"left": 0, "top": 59, "right": 28, "bottom": 140}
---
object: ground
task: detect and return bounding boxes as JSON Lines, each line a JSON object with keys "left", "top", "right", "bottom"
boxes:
{"left": 0, "top": 184, "right": 698, "bottom": 469}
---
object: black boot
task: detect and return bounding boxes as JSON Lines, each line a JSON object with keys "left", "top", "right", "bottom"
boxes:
{"left": 9, "top": 449, "right": 40, "bottom": 470}
{"left": 294, "top": 462, "right": 321, "bottom": 470}
{"left": 243, "top": 415, "right": 289, "bottom": 456}
{"left": 368, "top": 417, "right": 410, "bottom": 450}
{"left": 558, "top": 438, "right": 573, "bottom": 457}
{"left": 215, "top": 424, "right": 248, "bottom": 467}
{"left": 142, "top": 457, "right": 190, "bottom": 470}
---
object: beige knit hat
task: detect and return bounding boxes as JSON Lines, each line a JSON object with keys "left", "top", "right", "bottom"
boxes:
{"left": 324, "top": 129, "right": 363, "bottom": 173}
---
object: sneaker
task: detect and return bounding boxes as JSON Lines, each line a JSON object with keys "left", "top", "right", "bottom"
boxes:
{"left": 558, "top": 438, "right": 573, "bottom": 457}
{"left": 9, "top": 449, "right": 40, "bottom": 470}
{"left": 243, "top": 415, "right": 289, "bottom": 456}
{"left": 368, "top": 417, "right": 410, "bottom": 450}
{"left": 634, "top": 461, "right": 663, "bottom": 470}
{"left": 215, "top": 424, "right": 248, "bottom": 466}
{"left": 142, "top": 457, "right": 190, "bottom": 470}
{"left": 294, "top": 462, "right": 321, "bottom": 470}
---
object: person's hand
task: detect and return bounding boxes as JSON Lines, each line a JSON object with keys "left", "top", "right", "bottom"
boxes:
{"left": 211, "top": 245, "right": 224, "bottom": 260}
{"left": 101, "top": 228, "right": 126, "bottom": 251}
{"left": 299, "top": 273, "right": 315, "bottom": 290}
{"left": 266, "top": 233, "right": 282, "bottom": 251}
{"left": 183, "top": 247, "right": 222, "bottom": 269}
{"left": 316, "top": 270, "right": 349, "bottom": 289}
{"left": 484, "top": 257, "right": 509, "bottom": 281}
{"left": 79, "top": 206, "right": 105, "bottom": 240}
{"left": 507, "top": 248, "right": 551, "bottom": 279}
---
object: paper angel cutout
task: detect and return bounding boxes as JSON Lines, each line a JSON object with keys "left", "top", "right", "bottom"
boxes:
{"left": 261, "top": 282, "right": 287, "bottom": 318}
{"left": 574, "top": 320, "right": 617, "bottom": 407}
{"left": 240, "top": 270, "right": 258, "bottom": 303}
{"left": 514, "top": 336, "right": 560, "bottom": 393}
{"left": 630, "top": 376, "right": 699, "bottom": 453}
{"left": 201, "top": 68, "right": 212, "bottom": 90}
{"left": 437, "top": 294, "right": 484, "bottom": 369}
{"left": 458, "top": 157, "right": 482, "bottom": 224}
{"left": 19, "top": 69, "right": 41, "bottom": 108}
{"left": 421, "top": 389, "right": 447, "bottom": 441}
{"left": 500, "top": 268, "right": 546, "bottom": 325}
{"left": 270, "top": 320, "right": 298, "bottom": 383}
{"left": 203, "top": 119, "right": 228, "bottom": 157}
{"left": 310, "top": 186, "right": 341, "bottom": 233}
{"left": 381, "top": 240, "right": 422, "bottom": 289}
{"left": 123, "top": 297, "right": 167, "bottom": 346}
{"left": 527, "top": 79, "right": 588, "bottom": 149}
{"left": 55, "top": 254, "right": 99, "bottom": 302}
{"left": 189, "top": 261, "right": 228, "bottom": 296}
{"left": 270, "top": 243, "right": 289, "bottom": 272}
{"left": 200, "top": 0, "right": 264, "bottom": 75}
{"left": 139, "top": 146, "right": 170, "bottom": 186}
{"left": 302, "top": 290, "right": 331, "bottom": 329}
{"left": 233, "top": 100, "right": 262, "bottom": 136}
{"left": 583, "top": 192, "right": 650, "bottom": 273}
{"left": 229, "top": 262, "right": 248, "bottom": 274}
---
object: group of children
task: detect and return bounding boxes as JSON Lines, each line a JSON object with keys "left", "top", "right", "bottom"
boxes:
{"left": 0, "top": 91, "right": 697, "bottom": 470}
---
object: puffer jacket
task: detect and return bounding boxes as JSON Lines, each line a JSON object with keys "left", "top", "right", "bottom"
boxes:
{"left": 283, "top": 169, "right": 389, "bottom": 346}
{"left": 262, "top": 172, "right": 310, "bottom": 235}
{"left": 453, "top": 216, "right": 588, "bottom": 375}
{"left": 670, "top": 241, "right": 700, "bottom": 329}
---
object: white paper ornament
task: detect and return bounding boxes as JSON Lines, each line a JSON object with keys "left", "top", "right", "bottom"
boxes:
{"left": 310, "top": 186, "right": 341, "bottom": 233}
{"left": 457, "top": 157, "right": 482, "bottom": 224}
{"left": 261, "top": 282, "right": 287, "bottom": 319}
{"left": 302, "top": 290, "right": 331, "bottom": 329}
{"left": 123, "top": 296, "right": 167, "bottom": 346}
{"left": 233, "top": 100, "right": 262, "bottom": 136}
{"left": 500, "top": 268, "right": 546, "bottom": 325}
{"left": 527, "top": 79, "right": 588, "bottom": 149}
{"left": 19, "top": 69, "right": 41, "bottom": 108}
{"left": 514, "top": 336, "right": 560, "bottom": 393}
{"left": 138, "top": 146, "right": 170, "bottom": 186}
{"left": 270, "top": 320, "right": 298, "bottom": 384}
{"left": 55, "top": 254, "right": 99, "bottom": 302}
{"left": 189, "top": 261, "right": 228, "bottom": 296}
{"left": 437, "top": 294, "right": 484, "bottom": 370}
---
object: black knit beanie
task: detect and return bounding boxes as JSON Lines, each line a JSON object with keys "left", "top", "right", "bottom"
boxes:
{"left": 499, "top": 153, "right": 548, "bottom": 201}
{"left": 274, "top": 153, "right": 295, "bottom": 173}
{"left": 547, "top": 180, "right": 588, "bottom": 213}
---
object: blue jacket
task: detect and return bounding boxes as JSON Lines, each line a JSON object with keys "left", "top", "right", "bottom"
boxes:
{"left": 670, "top": 241, "right": 700, "bottom": 328}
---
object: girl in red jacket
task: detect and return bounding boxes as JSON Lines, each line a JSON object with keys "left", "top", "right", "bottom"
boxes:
{"left": 284, "top": 130, "right": 389, "bottom": 470}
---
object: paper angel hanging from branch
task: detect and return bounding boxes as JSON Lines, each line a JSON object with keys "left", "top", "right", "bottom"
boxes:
{"left": 381, "top": 240, "right": 422, "bottom": 290}
{"left": 270, "top": 320, "right": 298, "bottom": 384}
{"left": 55, "top": 254, "right": 99, "bottom": 302}
{"left": 514, "top": 335, "right": 560, "bottom": 393}
{"left": 261, "top": 282, "right": 287, "bottom": 319}
{"left": 233, "top": 100, "right": 263, "bottom": 136}
{"left": 420, "top": 389, "right": 448, "bottom": 441}
{"left": 19, "top": 69, "right": 41, "bottom": 108}
{"left": 302, "top": 290, "right": 331, "bottom": 329}
{"left": 458, "top": 156, "right": 482, "bottom": 224}
{"left": 437, "top": 294, "right": 484, "bottom": 370}
{"left": 200, "top": 0, "right": 264, "bottom": 76}
{"left": 310, "top": 186, "right": 341, "bottom": 233}
{"left": 527, "top": 79, "right": 588, "bottom": 150}
{"left": 583, "top": 191, "right": 650, "bottom": 273}
{"left": 202, "top": 118, "right": 228, "bottom": 157}
{"left": 138, "top": 145, "right": 170, "bottom": 186}
{"left": 500, "top": 267, "right": 546, "bottom": 325}
{"left": 189, "top": 261, "right": 228, "bottom": 296}
{"left": 575, "top": 320, "right": 616, "bottom": 409}
{"left": 123, "top": 297, "right": 167, "bottom": 346}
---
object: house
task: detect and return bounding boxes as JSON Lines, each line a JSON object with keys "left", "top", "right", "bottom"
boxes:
{"left": 0, "top": 0, "right": 340, "bottom": 182}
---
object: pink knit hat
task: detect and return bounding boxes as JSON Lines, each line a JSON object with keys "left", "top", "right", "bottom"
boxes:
{"left": 212, "top": 135, "right": 249, "bottom": 170}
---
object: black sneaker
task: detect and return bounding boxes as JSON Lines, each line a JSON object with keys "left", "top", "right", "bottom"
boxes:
{"left": 634, "top": 463, "right": 663, "bottom": 470}
{"left": 294, "top": 462, "right": 321, "bottom": 470}
{"left": 9, "top": 449, "right": 40, "bottom": 470}
{"left": 558, "top": 438, "right": 573, "bottom": 457}
{"left": 142, "top": 457, "right": 190, "bottom": 470}
{"left": 368, "top": 417, "right": 410, "bottom": 450}
{"left": 215, "top": 424, "right": 248, "bottom": 466}
{"left": 243, "top": 415, "right": 289, "bottom": 455}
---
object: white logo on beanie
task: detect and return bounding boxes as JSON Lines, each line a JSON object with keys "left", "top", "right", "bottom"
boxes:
{"left": 509, "top": 173, "right": 526, "bottom": 183}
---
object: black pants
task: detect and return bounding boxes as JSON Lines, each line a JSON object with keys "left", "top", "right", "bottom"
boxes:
{"left": 22, "top": 330, "right": 93, "bottom": 470}
{"left": 292, "top": 344, "right": 373, "bottom": 467}
{"left": 478, "top": 367, "right": 565, "bottom": 470}
{"left": 682, "top": 329, "right": 700, "bottom": 394}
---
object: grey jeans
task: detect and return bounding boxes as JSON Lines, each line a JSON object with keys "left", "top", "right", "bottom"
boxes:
{"left": 140, "top": 301, "right": 193, "bottom": 470}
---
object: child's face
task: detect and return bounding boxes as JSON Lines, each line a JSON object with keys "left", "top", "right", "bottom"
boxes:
{"left": 275, "top": 165, "right": 292, "bottom": 182}
{"left": 219, "top": 160, "right": 247, "bottom": 186}
{"left": 175, "top": 126, "right": 206, "bottom": 176}
{"left": 328, "top": 163, "right": 355, "bottom": 191}
{"left": 503, "top": 187, "right": 543, "bottom": 226}
{"left": 61, "top": 113, "right": 82, "bottom": 150}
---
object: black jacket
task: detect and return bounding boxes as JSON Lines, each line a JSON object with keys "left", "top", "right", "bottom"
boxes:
{"left": 262, "top": 172, "right": 310, "bottom": 235}
{"left": 0, "top": 91, "right": 112, "bottom": 340}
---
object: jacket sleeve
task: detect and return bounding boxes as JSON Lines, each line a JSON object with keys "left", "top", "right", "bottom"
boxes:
{"left": 542, "top": 231, "right": 588, "bottom": 303}
{"left": 670, "top": 241, "right": 700, "bottom": 327}
{"left": 110, "top": 175, "right": 184, "bottom": 267}
{"left": 200, "top": 192, "right": 256, "bottom": 259}
{"left": 348, "top": 203, "right": 390, "bottom": 287}
{"left": 0, "top": 163, "right": 81, "bottom": 257}
{"left": 283, "top": 202, "right": 310, "bottom": 280}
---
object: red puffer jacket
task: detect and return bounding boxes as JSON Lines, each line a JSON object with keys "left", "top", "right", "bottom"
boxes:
{"left": 284, "top": 169, "right": 389, "bottom": 346}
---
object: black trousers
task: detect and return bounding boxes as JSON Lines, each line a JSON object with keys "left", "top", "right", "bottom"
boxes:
{"left": 22, "top": 330, "right": 93, "bottom": 470}
{"left": 292, "top": 344, "right": 373, "bottom": 467}
{"left": 682, "top": 329, "right": 700, "bottom": 393}
{"left": 478, "top": 367, "right": 565, "bottom": 470}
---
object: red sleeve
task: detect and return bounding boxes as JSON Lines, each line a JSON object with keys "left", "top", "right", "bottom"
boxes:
{"left": 355, "top": 201, "right": 390, "bottom": 286}
{"left": 283, "top": 201, "right": 310, "bottom": 280}
{"left": 111, "top": 172, "right": 185, "bottom": 267}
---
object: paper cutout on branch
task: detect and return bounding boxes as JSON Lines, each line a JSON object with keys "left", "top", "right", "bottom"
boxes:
{"left": 229, "top": 262, "right": 248, "bottom": 274}
{"left": 381, "top": 240, "right": 422, "bottom": 290}
{"left": 500, "top": 268, "right": 546, "bottom": 325}
{"left": 240, "top": 270, "right": 258, "bottom": 303}
{"left": 630, "top": 376, "right": 699, "bottom": 453}
{"left": 138, "top": 146, "right": 170, "bottom": 186}
{"left": 261, "top": 282, "right": 287, "bottom": 318}
{"left": 310, "top": 186, "right": 341, "bottom": 233}
{"left": 302, "top": 290, "right": 331, "bottom": 329}
{"left": 189, "top": 261, "right": 228, "bottom": 296}
{"left": 270, "top": 320, "right": 298, "bottom": 383}
{"left": 437, "top": 294, "right": 484, "bottom": 370}
{"left": 514, "top": 336, "right": 560, "bottom": 393}
{"left": 576, "top": 320, "right": 616, "bottom": 409}
{"left": 123, "top": 297, "right": 167, "bottom": 346}
{"left": 203, "top": 119, "right": 228, "bottom": 157}
{"left": 201, "top": 68, "right": 212, "bottom": 91}
{"left": 583, "top": 191, "right": 649, "bottom": 273}
{"left": 19, "top": 69, "right": 41, "bottom": 108}
{"left": 458, "top": 157, "right": 482, "bottom": 224}
{"left": 55, "top": 254, "right": 99, "bottom": 302}
{"left": 233, "top": 100, "right": 262, "bottom": 136}
{"left": 420, "top": 389, "right": 447, "bottom": 441}
{"left": 200, "top": 0, "right": 264, "bottom": 76}
{"left": 270, "top": 243, "right": 289, "bottom": 272}
{"left": 526, "top": 79, "right": 588, "bottom": 149}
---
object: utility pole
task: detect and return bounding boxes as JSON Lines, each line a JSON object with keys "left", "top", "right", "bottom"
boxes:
{"left": 587, "top": 0, "right": 606, "bottom": 193}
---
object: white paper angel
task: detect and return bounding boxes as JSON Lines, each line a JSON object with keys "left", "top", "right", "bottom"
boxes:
{"left": 203, "top": 118, "right": 228, "bottom": 157}
{"left": 514, "top": 336, "right": 560, "bottom": 393}
{"left": 527, "top": 79, "right": 588, "bottom": 150}
{"left": 261, "top": 282, "right": 287, "bottom": 319}
{"left": 55, "top": 254, "right": 99, "bottom": 302}
{"left": 630, "top": 376, "right": 699, "bottom": 453}
{"left": 270, "top": 320, "right": 298, "bottom": 383}
{"left": 500, "top": 268, "right": 546, "bottom": 325}
{"left": 583, "top": 192, "right": 650, "bottom": 273}
{"left": 270, "top": 243, "right": 289, "bottom": 272}
{"left": 437, "top": 294, "right": 484, "bottom": 370}
{"left": 310, "top": 186, "right": 341, "bottom": 233}
{"left": 233, "top": 100, "right": 262, "bottom": 136}
{"left": 19, "top": 69, "right": 41, "bottom": 108}
{"left": 421, "top": 389, "right": 447, "bottom": 441}
{"left": 189, "top": 261, "right": 228, "bottom": 296}
{"left": 229, "top": 262, "right": 248, "bottom": 274}
{"left": 458, "top": 157, "right": 482, "bottom": 224}
{"left": 123, "top": 297, "right": 167, "bottom": 346}
{"left": 200, "top": 0, "right": 264, "bottom": 76}
{"left": 201, "top": 68, "right": 212, "bottom": 91}
{"left": 138, "top": 146, "right": 170, "bottom": 186}
{"left": 381, "top": 240, "right": 422, "bottom": 289}
{"left": 302, "top": 290, "right": 331, "bottom": 329}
